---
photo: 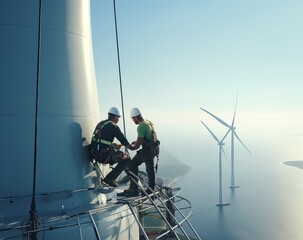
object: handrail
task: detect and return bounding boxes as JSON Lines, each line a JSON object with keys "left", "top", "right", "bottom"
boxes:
{"left": 157, "top": 187, "right": 202, "bottom": 240}
{"left": 133, "top": 193, "right": 194, "bottom": 239}
{"left": 0, "top": 185, "right": 113, "bottom": 202}
{"left": 127, "top": 170, "right": 201, "bottom": 240}
{"left": 77, "top": 214, "right": 84, "bottom": 240}
{"left": 0, "top": 204, "right": 130, "bottom": 238}
{"left": 127, "top": 204, "right": 149, "bottom": 240}
{"left": 88, "top": 211, "right": 102, "bottom": 240}
{"left": 136, "top": 190, "right": 191, "bottom": 239}
{"left": 127, "top": 170, "right": 195, "bottom": 240}
{"left": 126, "top": 171, "right": 181, "bottom": 240}
{"left": 1, "top": 176, "right": 201, "bottom": 240}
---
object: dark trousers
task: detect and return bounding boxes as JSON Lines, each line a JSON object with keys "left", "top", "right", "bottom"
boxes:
{"left": 104, "top": 155, "right": 131, "bottom": 181}
{"left": 129, "top": 149, "right": 155, "bottom": 192}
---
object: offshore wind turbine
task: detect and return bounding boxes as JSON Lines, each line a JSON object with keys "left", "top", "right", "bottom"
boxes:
{"left": 200, "top": 96, "right": 251, "bottom": 189}
{"left": 201, "top": 121, "right": 230, "bottom": 206}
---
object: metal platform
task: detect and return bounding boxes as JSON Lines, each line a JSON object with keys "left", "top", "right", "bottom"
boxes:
{"left": 0, "top": 165, "right": 201, "bottom": 240}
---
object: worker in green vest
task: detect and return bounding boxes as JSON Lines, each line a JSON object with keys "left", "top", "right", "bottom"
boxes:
{"left": 122, "top": 107, "right": 159, "bottom": 196}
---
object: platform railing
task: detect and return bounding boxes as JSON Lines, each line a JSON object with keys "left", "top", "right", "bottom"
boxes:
{"left": 0, "top": 169, "right": 201, "bottom": 240}
{"left": 126, "top": 170, "right": 202, "bottom": 240}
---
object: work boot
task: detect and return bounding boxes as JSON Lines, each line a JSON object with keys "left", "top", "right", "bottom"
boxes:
{"left": 120, "top": 188, "right": 139, "bottom": 197}
{"left": 103, "top": 178, "right": 118, "bottom": 187}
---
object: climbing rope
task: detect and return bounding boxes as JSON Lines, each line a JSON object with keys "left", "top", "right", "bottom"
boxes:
{"left": 112, "top": 0, "right": 131, "bottom": 155}
{"left": 28, "top": 0, "right": 43, "bottom": 238}
{"left": 113, "top": 0, "right": 127, "bottom": 138}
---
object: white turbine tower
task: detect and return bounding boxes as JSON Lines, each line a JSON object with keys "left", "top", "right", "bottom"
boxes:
{"left": 201, "top": 121, "right": 230, "bottom": 206}
{"left": 200, "top": 96, "right": 251, "bottom": 189}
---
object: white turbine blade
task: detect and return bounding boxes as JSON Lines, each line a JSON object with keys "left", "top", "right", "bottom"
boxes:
{"left": 221, "top": 128, "right": 231, "bottom": 142}
{"left": 234, "top": 131, "right": 251, "bottom": 153}
{"left": 200, "top": 121, "right": 220, "bottom": 143}
{"left": 200, "top": 107, "right": 231, "bottom": 128}
{"left": 231, "top": 93, "right": 238, "bottom": 127}
{"left": 222, "top": 147, "right": 230, "bottom": 166}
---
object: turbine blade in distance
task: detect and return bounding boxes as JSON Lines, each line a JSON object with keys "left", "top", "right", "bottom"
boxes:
{"left": 221, "top": 128, "right": 231, "bottom": 142}
{"left": 200, "top": 121, "right": 220, "bottom": 143}
{"left": 200, "top": 107, "right": 230, "bottom": 128}
{"left": 231, "top": 93, "right": 238, "bottom": 126}
{"left": 222, "top": 147, "right": 230, "bottom": 166}
{"left": 234, "top": 131, "right": 251, "bottom": 154}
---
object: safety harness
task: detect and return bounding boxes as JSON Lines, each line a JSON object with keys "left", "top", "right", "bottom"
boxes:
{"left": 91, "top": 120, "right": 113, "bottom": 146}
{"left": 143, "top": 120, "right": 160, "bottom": 173}
{"left": 90, "top": 120, "right": 114, "bottom": 164}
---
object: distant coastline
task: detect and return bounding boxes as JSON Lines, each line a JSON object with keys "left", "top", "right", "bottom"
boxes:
{"left": 156, "top": 149, "right": 191, "bottom": 187}
{"left": 282, "top": 160, "right": 303, "bottom": 169}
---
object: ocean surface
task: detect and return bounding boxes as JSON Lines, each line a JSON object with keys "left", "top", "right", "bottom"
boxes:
{"left": 155, "top": 130, "right": 303, "bottom": 240}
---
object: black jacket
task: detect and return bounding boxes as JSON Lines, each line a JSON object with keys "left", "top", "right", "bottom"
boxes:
{"left": 93, "top": 120, "right": 130, "bottom": 149}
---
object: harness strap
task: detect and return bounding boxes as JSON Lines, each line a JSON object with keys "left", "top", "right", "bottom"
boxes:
{"left": 144, "top": 119, "right": 156, "bottom": 142}
{"left": 143, "top": 120, "right": 160, "bottom": 173}
{"left": 94, "top": 120, "right": 112, "bottom": 135}
{"left": 92, "top": 138, "right": 112, "bottom": 145}
{"left": 92, "top": 120, "right": 113, "bottom": 145}
{"left": 145, "top": 119, "right": 154, "bottom": 131}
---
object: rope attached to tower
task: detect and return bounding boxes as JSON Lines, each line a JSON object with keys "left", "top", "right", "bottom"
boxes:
{"left": 113, "top": 0, "right": 127, "bottom": 138}
{"left": 28, "top": 0, "right": 43, "bottom": 238}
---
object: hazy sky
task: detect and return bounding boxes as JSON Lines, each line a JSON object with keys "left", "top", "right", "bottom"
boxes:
{"left": 90, "top": 0, "right": 303, "bottom": 160}
{"left": 90, "top": 3, "right": 303, "bottom": 238}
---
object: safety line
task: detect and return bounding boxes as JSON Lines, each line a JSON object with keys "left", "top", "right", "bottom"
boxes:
{"left": 28, "top": 0, "right": 43, "bottom": 239}
{"left": 113, "top": 0, "right": 127, "bottom": 138}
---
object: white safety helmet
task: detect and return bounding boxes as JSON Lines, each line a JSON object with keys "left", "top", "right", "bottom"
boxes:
{"left": 130, "top": 107, "right": 142, "bottom": 118}
{"left": 108, "top": 107, "right": 121, "bottom": 117}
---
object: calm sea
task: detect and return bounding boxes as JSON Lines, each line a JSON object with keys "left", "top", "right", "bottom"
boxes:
{"left": 157, "top": 131, "right": 303, "bottom": 240}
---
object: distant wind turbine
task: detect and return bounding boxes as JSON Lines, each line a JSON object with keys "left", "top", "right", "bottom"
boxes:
{"left": 200, "top": 95, "right": 251, "bottom": 189}
{"left": 201, "top": 121, "right": 230, "bottom": 206}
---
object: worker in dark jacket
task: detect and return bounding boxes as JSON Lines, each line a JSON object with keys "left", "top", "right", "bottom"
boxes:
{"left": 90, "top": 107, "right": 133, "bottom": 187}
